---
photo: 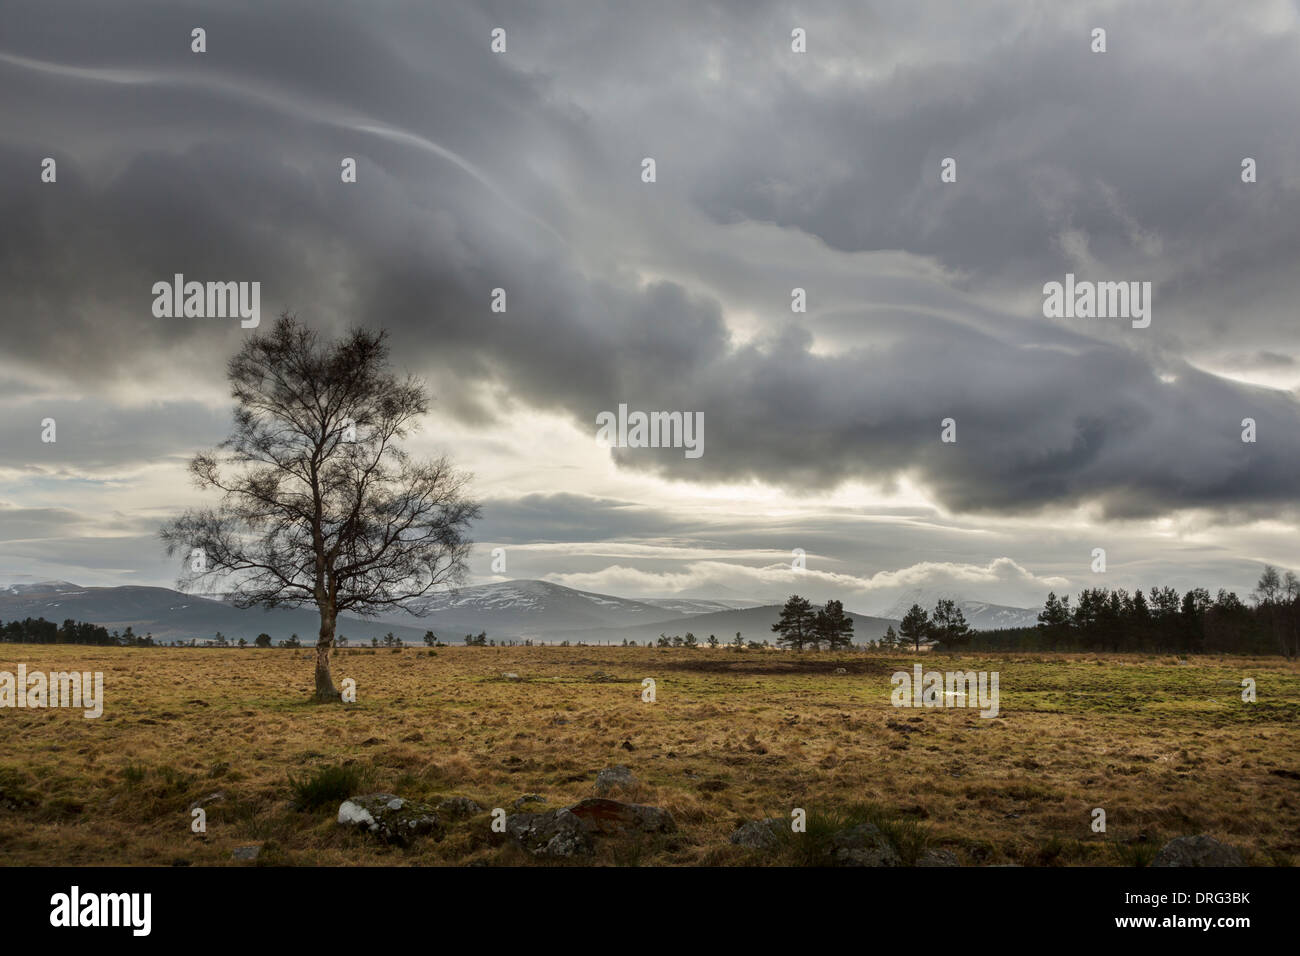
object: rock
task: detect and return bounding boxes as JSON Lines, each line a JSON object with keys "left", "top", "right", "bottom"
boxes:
{"left": 437, "top": 796, "right": 484, "bottom": 819}
{"left": 829, "top": 823, "right": 901, "bottom": 867}
{"left": 505, "top": 807, "right": 594, "bottom": 858}
{"left": 514, "top": 794, "right": 546, "bottom": 809}
{"left": 567, "top": 798, "right": 676, "bottom": 835}
{"left": 594, "top": 764, "right": 637, "bottom": 795}
{"left": 1150, "top": 835, "right": 1244, "bottom": 867}
{"left": 917, "top": 848, "right": 959, "bottom": 867}
{"left": 501, "top": 672, "right": 521, "bottom": 681}
{"left": 729, "top": 818, "right": 784, "bottom": 850}
{"left": 504, "top": 798, "right": 675, "bottom": 857}
{"left": 188, "top": 791, "right": 227, "bottom": 812}
{"left": 337, "top": 794, "right": 444, "bottom": 846}
{"left": 620, "top": 739, "right": 635, "bottom": 751}
{"left": 231, "top": 845, "right": 261, "bottom": 861}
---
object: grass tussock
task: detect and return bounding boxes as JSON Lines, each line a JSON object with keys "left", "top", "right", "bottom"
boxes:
{"left": 289, "top": 763, "right": 369, "bottom": 811}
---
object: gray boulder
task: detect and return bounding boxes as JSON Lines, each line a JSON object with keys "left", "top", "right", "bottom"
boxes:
{"left": 188, "top": 791, "right": 227, "bottom": 812}
{"left": 504, "top": 798, "right": 676, "bottom": 858}
{"left": 437, "top": 796, "right": 484, "bottom": 819}
{"left": 594, "top": 765, "right": 637, "bottom": 795}
{"left": 567, "top": 798, "right": 676, "bottom": 835}
{"left": 730, "top": 818, "right": 784, "bottom": 850}
{"left": 830, "top": 823, "right": 901, "bottom": 867}
{"left": 337, "top": 794, "right": 444, "bottom": 846}
{"left": 1150, "top": 834, "right": 1244, "bottom": 867}
{"left": 505, "top": 807, "right": 595, "bottom": 858}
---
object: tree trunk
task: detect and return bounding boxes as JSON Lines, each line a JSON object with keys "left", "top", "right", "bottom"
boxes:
{"left": 314, "top": 603, "right": 341, "bottom": 702}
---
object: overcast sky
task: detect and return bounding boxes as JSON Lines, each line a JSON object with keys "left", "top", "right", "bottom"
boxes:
{"left": 1, "top": 1, "right": 1298, "bottom": 614}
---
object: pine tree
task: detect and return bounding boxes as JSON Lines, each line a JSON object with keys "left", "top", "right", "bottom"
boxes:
{"left": 930, "top": 598, "right": 971, "bottom": 648}
{"left": 816, "top": 599, "right": 855, "bottom": 650}
{"left": 772, "top": 594, "right": 816, "bottom": 650}
{"left": 899, "top": 603, "right": 930, "bottom": 651}
{"left": 881, "top": 625, "right": 899, "bottom": 650}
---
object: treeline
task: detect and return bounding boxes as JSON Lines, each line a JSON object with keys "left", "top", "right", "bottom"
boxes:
{"left": 767, "top": 595, "right": 972, "bottom": 651}
{"left": 975, "top": 566, "right": 1299, "bottom": 657}
{"left": 0, "top": 617, "right": 156, "bottom": 646}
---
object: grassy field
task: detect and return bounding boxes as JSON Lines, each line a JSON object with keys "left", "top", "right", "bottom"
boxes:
{"left": 1, "top": 644, "right": 1297, "bottom": 866}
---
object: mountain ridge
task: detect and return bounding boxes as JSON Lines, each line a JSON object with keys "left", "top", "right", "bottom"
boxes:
{"left": 0, "top": 577, "right": 1034, "bottom": 643}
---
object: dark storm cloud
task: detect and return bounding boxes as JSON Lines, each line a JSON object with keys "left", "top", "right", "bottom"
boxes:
{"left": 1, "top": 0, "right": 1298, "bottom": 523}
{"left": 0, "top": 504, "right": 82, "bottom": 539}
{"left": 474, "top": 493, "right": 694, "bottom": 544}
{"left": 0, "top": 398, "right": 230, "bottom": 472}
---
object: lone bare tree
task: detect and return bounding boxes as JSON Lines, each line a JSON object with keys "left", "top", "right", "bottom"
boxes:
{"left": 161, "top": 314, "right": 481, "bottom": 700}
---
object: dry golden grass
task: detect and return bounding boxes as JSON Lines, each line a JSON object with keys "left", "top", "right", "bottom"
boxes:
{"left": 1, "top": 644, "right": 1297, "bottom": 866}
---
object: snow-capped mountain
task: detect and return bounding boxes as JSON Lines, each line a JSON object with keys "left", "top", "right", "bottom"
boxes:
{"left": 635, "top": 597, "right": 762, "bottom": 615}
{"left": 578, "top": 603, "right": 900, "bottom": 645}
{"left": 0, "top": 581, "right": 434, "bottom": 643}
{"left": 879, "top": 589, "right": 1041, "bottom": 630}
{"left": 0, "top": 576, "right": 1038, "bottom": 643}
{"left": 1, "top": 579, "right": 85, "bottom": 596}
{"left": 0, "top": 578, "right": 776, "bottom": 644}
{"left": 385, "top": 579, "right": 713, "bottom": 638}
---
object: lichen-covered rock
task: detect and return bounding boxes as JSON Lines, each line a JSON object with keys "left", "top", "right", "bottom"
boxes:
{"left": 437, "top": 795, "right": 484, "bottom": 819}
{"left": 566, "top": 798, "right": 676, "bottom": 835}
{"left": 337, "top": 794, "right": 444, "bottom": 846}
{"left": 829, "top": 823, "right": 901, "bottom": 867}
{"left": 505, "top": 807, "right": 594, "bottom": 858}
{"left": 188, "top": 791, "right": 227, "bottom": 812}
{"left": 503, "top": 798, "right": 676, "bottom": 857}
{"left": 1150, "top": 835, "right": 1244, "bottom": 867}
{"left": 594, "top": 765, "right": 637, "bottom": 795}
{"left": 729, "top": 818, "right": 784, "bottom": 850}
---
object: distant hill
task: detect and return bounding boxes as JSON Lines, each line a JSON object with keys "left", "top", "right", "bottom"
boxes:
{"left": 0, "top": 578, "right": 770, "bottom": 644}
{"left": 3, "top": 578, "right": 1028, "bottom": 645}
{"left": 376, "top": 580, "right": 719, "bottom": 639}
{"left": 880, "top": 589, "right": 1040, "bottom": 630}
{"left": 567, "top": 603, "right": 900, "bottom": 646}
{"left": 0, "top": 581, "right": 433, "bottom": 644}
{"left": 636, "top": 596, "right": 762, "bottom": 615}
